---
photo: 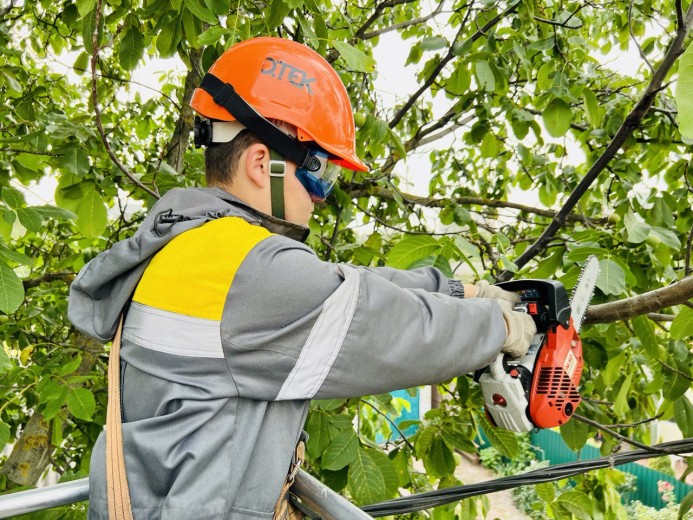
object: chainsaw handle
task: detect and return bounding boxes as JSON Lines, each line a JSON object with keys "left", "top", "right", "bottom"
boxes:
{"left": 488, "top": 352, "right": 506, "bottom": 379}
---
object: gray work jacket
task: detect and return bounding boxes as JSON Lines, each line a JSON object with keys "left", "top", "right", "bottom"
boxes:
{"left": 68, "top": 187, "right": 506, "bottom": 519}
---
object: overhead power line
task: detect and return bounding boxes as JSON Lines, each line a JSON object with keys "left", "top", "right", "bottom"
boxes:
{"left": 362, "top": 438, "right": 693, "bottom": 517}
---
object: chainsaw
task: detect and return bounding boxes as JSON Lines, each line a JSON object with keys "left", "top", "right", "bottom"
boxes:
{"left": 474, "top": 256, "right": 600, "bottom": 432}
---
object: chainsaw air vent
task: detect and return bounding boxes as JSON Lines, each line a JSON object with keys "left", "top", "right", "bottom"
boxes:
{"left": 535, "top": 367, "right": 580, "bottom": 405}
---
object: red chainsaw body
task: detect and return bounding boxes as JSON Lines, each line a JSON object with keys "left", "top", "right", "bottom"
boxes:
{"left": 529, "top": 317, "right": 584, "bottom": 428}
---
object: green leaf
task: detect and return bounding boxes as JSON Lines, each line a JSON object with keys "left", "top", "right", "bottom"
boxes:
{"left": 623, "top": 210, "right": 650, "bottom": 243}
{"left": 613, "top": 374, "right": 632, "bottom": 417}
{"left": 76, "top": 0, "right": 96, "bottom": 18}
{"left": 583, "top": 87, "right": 601, "bottom": 128}
{"left": 322, "top": 430, "right": 358, "bottom": 470}
{"left": 0, "top": 421, "right": 10, "bottom": 450}
{"left": 671, "top": 306, "right": 693, "bottom": 340}
{"left": 474, "top": 60, "right": 495, "bottom": 92}
{"left": 560, "top": 418, "right": 589, "bottom": 451}
{"left": 678, "top": 489, "right": 693, "bottom": 520}
{"left": 32, "top": 205, "right": 77, "bottom": 220}
{"left": 66, "top": 387, "right": 96, "bottom": 421}
{"left": 0, "top": 347, "right": 12, "bottom": 373}
{"left": 332, "top": 40, "right": 376, "bottom": 73}
{"left": 119, "top": 25, "right": 145, "bottom": 71}
{"left": 596, "top": 258, "right": 625, "bottom": 296}
{"left": 415, "top": 426, "right": 435, "bottom": 458}
{"left": 75, "top": 190, "right": 107, "bottom": 238}
{"left": 365, "top": 448, "right": 399, "bottom": 496}
{"left": 385, "top": 235, "right": 441, "bottom": 270}
{"left": 674, "top": 396, "right": 693, "bottom": 437}
{"left": 197, "top": 25, "right": 227, "bottom": 46}
{"left": 423, "top": 438, "right": 456, "bottom": 478}
{"left": 305, "top": 410, "right": 331, "bottom": 459}
{"left": 184, "top": 0, "right": 218, "bottom": 23}
{"left": 480, "top": 416, "right": 518, "bottom": 458}
{"left": 420, "top": 36, "right": 447, "bottom": 51}
{"left": 663, "top": 359, "right": 692, "bottom": 401}
{"left": 16, "top": 207, "right": 43, "bottom": 232}
{"left": 348, "top": 447, "right": 387, "bottom": 505}
{"left": 650, "top": 226, "right": 681, "bottom": 249}
{"left": 542, "top": 98, "right": 572, "bottom": 138}
{"left": 2, "top": 186, "right": 25, "bottom": 209}
{"left": 675, "top": 43, "right": 693, "bottom": 140}
{"left": 0, "top": 260, "right": 24, "bottom": 314}
{"left": 632, "top": 315, "right": 658, "bottom": 357}
{"left": 554, "top": 490, "right": 593, "bottom": 520}
{"left": 56, "top": 354, "right": 83, "bottom": 377}
{"left": 0, "top": 243, "right": 33, "bottom": 266}
{"left": 536, "top": 482, "right": 555, "bottom": 503}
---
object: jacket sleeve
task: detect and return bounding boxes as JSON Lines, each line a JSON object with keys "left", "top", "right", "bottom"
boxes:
{"left": 355, "top": 265, "right": 465, "bottom": 298}
{"left": 221, "top": 235, "right": 505, "bottom": 401}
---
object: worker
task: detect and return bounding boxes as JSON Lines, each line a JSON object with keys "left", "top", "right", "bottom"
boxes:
{"left": 68, "top": 36, "right": 536, "bottom": 520}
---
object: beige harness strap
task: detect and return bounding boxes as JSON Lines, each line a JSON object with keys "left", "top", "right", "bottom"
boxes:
{"left": 106, "top": 317, "right": 133, "bottom": 520}
{"left": 273, "top": 441, "right": 306, "bottom": 520}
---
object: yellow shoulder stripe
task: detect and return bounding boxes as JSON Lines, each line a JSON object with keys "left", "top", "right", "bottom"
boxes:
{"left": 133, "top": 217, "right": 272, "bottom": 320}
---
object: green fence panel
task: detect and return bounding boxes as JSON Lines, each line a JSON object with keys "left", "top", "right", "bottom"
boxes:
{"left": 530, "top": 429, "right": 693, "bottom": 509}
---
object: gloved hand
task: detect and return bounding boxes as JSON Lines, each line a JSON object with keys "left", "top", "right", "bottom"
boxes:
{"left": 497, "top": 300, "right": 537, "bottom": 358}
{"left": 474, "top": 280, "right": 521, "bottom": 305}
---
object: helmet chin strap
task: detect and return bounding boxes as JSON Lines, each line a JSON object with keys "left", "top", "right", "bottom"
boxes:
{"left": 269, "top": 149, "right": 286, "bottom": 220}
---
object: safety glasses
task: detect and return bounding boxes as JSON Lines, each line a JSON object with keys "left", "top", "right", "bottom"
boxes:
{"left": 295, "top": 149, "right": 341, "bottom": 200}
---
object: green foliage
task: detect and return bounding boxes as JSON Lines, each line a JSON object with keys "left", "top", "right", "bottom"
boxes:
{"left": 0, "top": 0, "right": 692, "bottom": 517}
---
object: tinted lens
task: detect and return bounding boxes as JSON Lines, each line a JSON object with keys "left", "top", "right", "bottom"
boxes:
{"left": 296, "top": 150, "right": 340, "bottom": 199}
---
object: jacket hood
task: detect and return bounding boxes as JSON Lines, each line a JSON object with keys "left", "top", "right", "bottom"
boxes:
{"left": 68, "top": 187, "right": 309, "bottom": 342}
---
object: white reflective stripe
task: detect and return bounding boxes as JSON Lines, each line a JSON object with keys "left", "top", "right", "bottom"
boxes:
{"left": 123, "top": 302, "right": 223, "bottom": 358}
{"left": 276, "top": 265, "right": 360, "bottom": 400}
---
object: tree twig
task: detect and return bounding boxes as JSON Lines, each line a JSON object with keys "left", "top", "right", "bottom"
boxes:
{"left": 361, "top": 399, "right": 416, "bottom": 452}
{"left": 573, "top": 414, "right": 677, "bottom": 455}
{"left": 389, "top": 0, "right": 521, "bottom": 129}
{"left": 90, "top": 0, "right": 160, "bottom": 200}
{"left": 23, "top": 272, "right": 75, "bottom": 289}
{"left": 360, "top": 1, "right": 446, "bottom": 39}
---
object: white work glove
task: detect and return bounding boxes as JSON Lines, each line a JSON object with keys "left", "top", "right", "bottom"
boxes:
{"left": 474, "top": 280, "right": 521, "bottom": 305}
{"left": 496, "top": 300, "right": 537, "bottom": 358}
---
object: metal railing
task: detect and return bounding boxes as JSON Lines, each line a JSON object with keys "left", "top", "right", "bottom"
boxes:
{"left": 0, "top": 469, "right": 373, "bottom": 520}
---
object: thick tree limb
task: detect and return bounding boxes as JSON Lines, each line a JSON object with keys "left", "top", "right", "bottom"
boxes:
{"left": 498, "top": 1, "right": 693, "bottom": 282}
{"left": 348, "top": 186, "right": 604, "bottom": 224}
{"left": 585, "top": 276, "right": 693, "bottom": 324}
{"left": 164, "top": 48, "right": 202, "bottom": 173}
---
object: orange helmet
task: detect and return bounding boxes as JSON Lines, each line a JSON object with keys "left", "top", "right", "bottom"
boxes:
{"left": 190, "top": 37, "right": 367, "bottom": 172}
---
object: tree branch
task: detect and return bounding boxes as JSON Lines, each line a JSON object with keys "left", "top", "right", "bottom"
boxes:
{"left": 348, "top": 186, "right": 604, "bottom": 224}
{"left": 498, "top": 2, "right": 693, "bottom": 282}
{"left": 573, "top": 414, "right": 677, "bottom": 455}
{"left": 90, "top": 0, "right": 160, "bottom": 200}
{"left": 353, "top": 0, "right": 418, "bottom": 40}
{"left": 23, "top": 272, "right": 75, "bottom": 289}
{"left": 585, "top": 276, "right": 693, "bottom": 324}
{"left": 163, "top": 48, "right": 202, "bottom": 173}
{"left": 389, "top": 1, "right": 521, "bottom": 129}
{"left": 360, "top": 1, "right": 446, "bottom": 40}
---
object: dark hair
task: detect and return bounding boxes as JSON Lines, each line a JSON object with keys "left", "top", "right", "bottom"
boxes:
{"left": 204, "top": 130, "right": 262, "bottom": 187}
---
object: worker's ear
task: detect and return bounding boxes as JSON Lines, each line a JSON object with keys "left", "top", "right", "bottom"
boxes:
{"left": 244, "top": 143, "right": 271, "bottom": 188}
